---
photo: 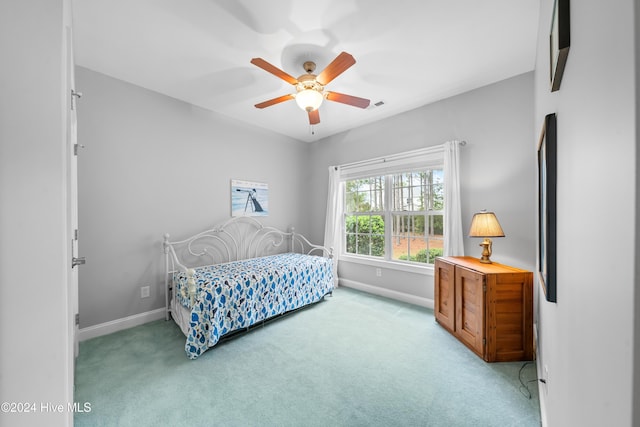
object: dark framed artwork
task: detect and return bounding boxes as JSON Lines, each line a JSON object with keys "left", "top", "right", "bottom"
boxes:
{"left": 550, "top": 0, "right": 570, "bottom": 92}
{"left": 538, "top": 113, "right": 557, "bottom": 302}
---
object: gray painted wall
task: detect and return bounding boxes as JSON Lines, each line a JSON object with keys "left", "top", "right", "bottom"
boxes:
{"left": 307, "top": 73, "right": 536, "bottom": 303}
{"left": 635, "top": 0, "right": 640, "bottom": 421}
{"left": 76, "top": 67, "right": 309, "bottom": 328}
{"left": 534, "top": 0, "right": 637, "bottom": 425}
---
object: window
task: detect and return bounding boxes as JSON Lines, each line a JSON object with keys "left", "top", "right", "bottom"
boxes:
{"left": 344, "top": 168, "right": 444, "bottom": 265}
{"left": 325, "top": 143, "right": 462, "bottom": 273}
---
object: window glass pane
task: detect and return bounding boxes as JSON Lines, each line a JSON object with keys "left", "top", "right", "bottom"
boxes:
{"left": 430, "top": 170, "right": 444, "bottom": 210}
{"left": 356, "top": 234, "right": 370, "bottom": 255}
{"left": 345, "top": 215, "right": 357, "bottom": 233}
{"left": 369, "top": 215, "right": 385, "bottom": 257}
{"left": 392, "top": 170, "right": 445, "bottom": 212}
{"left": 427, "top": 214, "right": 444, "bottom": 263}
{"left": 346, "top": 233, "right": 356, "bottom": 254}
{"left": 371, "top": 235, "right": 385, "bottom": 257}
{"left": 345, "top": 214, "right": 384, "bottom": 257}
{"left": 429, "top": 213, "right": 444, "bottom": 238}
{"left": 357, "top": 216, "right": 371, "bottom": 233}
{"left": 392, "top": 214, "right": 427, "bottom": 263}
{"left": 346, "top": 177, "right": 384, "bottom": 212}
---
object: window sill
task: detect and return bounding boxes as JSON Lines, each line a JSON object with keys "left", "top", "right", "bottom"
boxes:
{"left": 339, "top": 254, "right": 434, "bottom": 275}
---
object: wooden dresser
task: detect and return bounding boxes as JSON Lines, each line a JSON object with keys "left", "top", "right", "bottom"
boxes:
{"left": 434, "top": 256, "right": 534, "bottom": 362}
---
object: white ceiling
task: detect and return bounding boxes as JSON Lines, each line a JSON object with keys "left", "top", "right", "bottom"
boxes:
{"left": 72, "top": 0, "right": 540, "bottom": 143}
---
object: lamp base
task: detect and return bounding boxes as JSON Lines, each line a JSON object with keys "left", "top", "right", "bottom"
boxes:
{"left": 478, "top": 238, "right": 493, "bottom": 264}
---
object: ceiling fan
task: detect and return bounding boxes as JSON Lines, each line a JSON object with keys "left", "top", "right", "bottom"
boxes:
{"left": 250, "top": 51, "right": 370, "bottom": 125}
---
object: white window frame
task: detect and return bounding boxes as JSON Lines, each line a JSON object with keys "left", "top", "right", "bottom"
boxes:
{"left": 338, "top": 147, "right": 446, "bottom": 273}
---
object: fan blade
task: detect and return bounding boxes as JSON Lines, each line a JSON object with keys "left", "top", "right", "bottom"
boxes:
{"left": 254, "top": 94, "right": 294, "bottom": 109}
{"left": 250, "top": 58, "right": 298, "bottom": 85}
{"left": 308, "top": 109, "right": 320, "bottom": 125}
{"left": 326, "top": 92, "right": 370, "bottom": 109}
{"left": 316, "top": 52, "right": 356, "bottom": 85}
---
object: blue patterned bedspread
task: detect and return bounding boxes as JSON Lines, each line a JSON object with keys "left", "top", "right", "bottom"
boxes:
{"left": 173, "top": 253, "right": 334, "bottom": 359}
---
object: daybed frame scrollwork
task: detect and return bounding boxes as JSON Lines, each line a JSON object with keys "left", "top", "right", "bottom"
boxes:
{"left": 163, "top": 216, "right": 333, "bottom": 322}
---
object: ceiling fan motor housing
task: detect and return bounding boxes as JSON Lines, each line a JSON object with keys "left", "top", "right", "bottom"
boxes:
{"left": 302, "top": 61, "right": 316, "bottom": 73}
{"left": 296, "top": 74, "right": 324, "bottom": 93}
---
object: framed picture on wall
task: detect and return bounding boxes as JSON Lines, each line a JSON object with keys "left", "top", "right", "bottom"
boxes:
{"left": 550, "top": 0, "right": 570, "bottom": 92}
{"left": 538, "top": 113, "right": 557, "bottom": 302}
{"left": 231, "top": 179, "right": 269, "bottom": 217}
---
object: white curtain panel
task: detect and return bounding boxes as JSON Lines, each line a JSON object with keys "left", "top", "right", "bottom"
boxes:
{"left": 443, "top": 140, "right": 465, "bottom": 256}
{"left": 323, "top": 166, "right": 343, "bottom": 286}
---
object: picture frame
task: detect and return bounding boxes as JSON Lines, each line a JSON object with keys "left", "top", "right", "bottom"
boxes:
{"left": 538, "top": 113, "right": 557, "bottom": 302}
{"left": 550, "top": 0, "right": 570, "bottom": 92}
{"left": 231, "top": 179, "right": 269, "bottom": 217}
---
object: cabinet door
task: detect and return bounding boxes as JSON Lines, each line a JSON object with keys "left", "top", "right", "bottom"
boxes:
{"left": 455, "top": 266, "right": 485, "bottom": 357}
{"left": 434, "top": 259, "right": 455, "bottom": 333}
{"left": 485, "top": 272, "right": 534, "bottom": 362}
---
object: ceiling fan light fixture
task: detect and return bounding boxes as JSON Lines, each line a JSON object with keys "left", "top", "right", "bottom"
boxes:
{"left": 295, "top": 88, "right": 324, "bottom": 112}
{"left": 251, "top": 52, "right": 370, "bottom": 124}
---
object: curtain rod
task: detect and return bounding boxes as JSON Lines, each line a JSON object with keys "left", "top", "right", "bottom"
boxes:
{"left": 336, "top": 140, "right": 466, "bottom": 171}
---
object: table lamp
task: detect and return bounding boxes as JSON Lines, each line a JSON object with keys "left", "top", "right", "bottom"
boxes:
{"left": 468, "top": 210, "right": 505, "bottom": 263}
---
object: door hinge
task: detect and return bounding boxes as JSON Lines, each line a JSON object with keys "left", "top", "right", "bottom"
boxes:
{"left": 72, "top": 256, "right": 86, "bottom": 268}
{"left": 74, "top": 229, "right": 79, "bottom": 240}
{"left": 73, "top": 143, "right": 85, "bottom": 156}
{"left": 75, "top": 313, "right": 80, "bottom": 326}
{"left": 71, "top": 89, "right": 82, "bottom": 110}
{"left": 483, "top": 338, "right": 486, "bottom": 346}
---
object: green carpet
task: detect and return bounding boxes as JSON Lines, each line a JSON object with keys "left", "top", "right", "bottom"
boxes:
{"left": 74, "top": 287, "right": 540, "bottom": 426}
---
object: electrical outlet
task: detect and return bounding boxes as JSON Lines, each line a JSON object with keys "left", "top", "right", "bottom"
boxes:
{"left": 375, "top": 268, "right": 382, "bottom": 277}
{"left": 141, "top": 286, "right": 150, "bottom": 298}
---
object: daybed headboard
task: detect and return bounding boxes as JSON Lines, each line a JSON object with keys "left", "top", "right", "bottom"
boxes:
{"left": 163, "top": 216, "right": 332, "bottom": 274}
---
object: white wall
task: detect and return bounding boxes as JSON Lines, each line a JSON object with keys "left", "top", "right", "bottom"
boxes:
{"left": 534, "top": 0, "right": 637, "bottom": 425}
{"left": 635, "top": 1, "right": 640, "bottom": 421}
{"left": 307, "top": 73, "right": 535, "bottom": 303}
{"left": 0, "top": 1, "right": 74, "bottom": 426}
{"left": 76, "top": 67, "right": 310, "bottom": 328}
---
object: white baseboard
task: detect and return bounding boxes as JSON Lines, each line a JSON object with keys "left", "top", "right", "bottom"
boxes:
{"left": 534, "top": 323, "right": 548, "bottom": 427}
{"left": 339, "top": 278, "right": 434, "bottom": 309}
{"left": 78, "top": 308, "right": 166, "bottom": 342}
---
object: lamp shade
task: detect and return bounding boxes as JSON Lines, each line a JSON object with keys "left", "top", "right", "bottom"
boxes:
{"left": 295, "top": 89, "right": 323, "bottom": 112}
{"left": 468, "top": 210, "right": 505, "bottom": 237}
